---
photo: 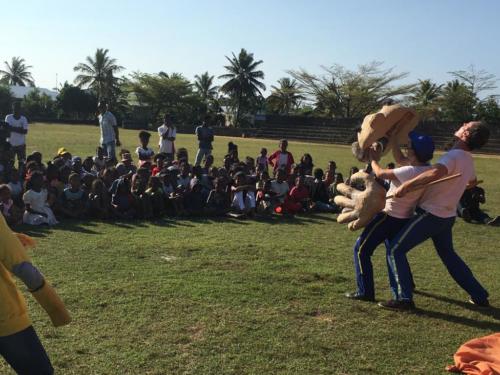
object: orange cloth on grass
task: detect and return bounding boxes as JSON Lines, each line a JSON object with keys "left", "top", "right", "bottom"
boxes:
{"left": 446, "top": 333, "right": 500, "bottom": 375}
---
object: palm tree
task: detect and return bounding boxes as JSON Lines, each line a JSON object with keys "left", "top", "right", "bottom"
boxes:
{"left": 73, "top": 48, "right": 124, "bottom": 100}
{"left": 0, "top": 57, "right": 35, "bottom": 86}
{"left": 219, "top": 48, "right": 265, "bottom": 126}
{"left": 268, "top": 77, "right": 304, "bottom": 114}
{"left": 410, "top": 79, "right": 442, "bottom": 107}
{"left": 194, "top": 72, "right": 219, "bottom": 102}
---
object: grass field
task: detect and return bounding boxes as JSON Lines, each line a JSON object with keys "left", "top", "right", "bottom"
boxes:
{"left": 2, "top": 123, "right": 500, "bottom": 374}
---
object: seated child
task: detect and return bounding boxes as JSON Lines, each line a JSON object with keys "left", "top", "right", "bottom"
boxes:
{"left": 7, "top": 168, "right": 23, "bottom": 205}
{"left": 256, "top": 147, "right": 268, "bottom": 173}
{"left": 111, "top": 178, "right": 136, "bottom": 220}
{"left": 136, "top": 130, "right": 155, "bottom": 167}
{"left": 88, "top": 178, "right": 111, "bottom": 220}
{"left": 23, "top": 171, "right": 58, "bottom": 225}
{"left": 256, "top": 171, "right": 272, "bottom": 214}
{"left": 93, "top": 146, "right": 106, "bottom": 173}
{"left": 184, "top": 181, "right": 205, "bottom": 216}
{"left": 82, "top": 156, "right": 97, "bottom": 177}
{"left": 152, "top": 153, "right": 167, "bottom": 176}
{"left": 60, "top": 173, "right": 87, "bottom": 219}
{"left": 231, "top": 172, "right": 256, "bottom": 215}
{"left": 0, "top": 184, "right": 23, "bottom": 226}
{"left": 285, "top": 175, "right": 310, "bottom": 215}
{"left": 131, "top": 168, "right": 153, "bottom": 219}
{"left": 310, "top": 168, "right": 337, "bottom": 212}
{"left": 458, "top": 184, "right": 500, "bottom": 225}
{"left": 146, "top": 176, "right": 166, "bottom": 217}
{"left": 177, "top": 162, "right": 192, "bottom": 191}
{"left": 206, "top": 177, "right": 230, "bottom": 216}
{"left": 299, "top": 153, "right": 314, "bottom": 176}
{"left": 270, "top": 168, "right": 290, "bottom": 208}
{"left": 116, "top": 153, "right": 138, "bottom": 177}
{"left": 161, "top": 170, "right": 185, "bottom": 216}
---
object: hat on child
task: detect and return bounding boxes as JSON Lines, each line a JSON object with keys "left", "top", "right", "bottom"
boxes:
{"left": 57, "top": 147, "right": 70, "bottom": 156}
{"left": 408, "top": 131, "right": 435, "bottom": 163}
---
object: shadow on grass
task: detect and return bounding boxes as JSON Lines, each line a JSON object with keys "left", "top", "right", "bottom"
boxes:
{"left": 414, "top": 308, "right": 500, "bottom": 331}
{"left": 415, "top": 289, "right": 500, "bottom": 321}
{"left": 19, "top": 220, "right": 101, "bottom": 237}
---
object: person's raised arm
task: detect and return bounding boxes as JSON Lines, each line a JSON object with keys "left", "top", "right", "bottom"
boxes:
{"left": 394, "top": 163, "right": 448, "bottom": 198}
{"left": 370, "top": 159, "right": 397, "bottom": 181}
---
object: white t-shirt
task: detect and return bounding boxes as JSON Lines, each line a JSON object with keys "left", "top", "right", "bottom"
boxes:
{"left": 135, "top": 146, "right": 155, "bottom": 161}
{"left": 98, "top": 111, "right": 117, "bottom": 144}
{"left": 384, "top": 165, "right": 431, "bottom": 219}
{"left": 271, "top": 180, "right": 289, "bottom": 203}
{"left": 158, "top": 125, "right": 176, "bottom": 154}
{"left": 23, "top": 189, "right": 49, "bottom": 211}
{"left": 419, "top": 149, "right": 475, "bottom": 218}
{"left": 5, "top": 114, "right": 29, "bottom": 147}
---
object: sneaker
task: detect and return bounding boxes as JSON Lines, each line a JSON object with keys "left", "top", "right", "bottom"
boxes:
{"left": 467, "top": 298, "right": 490, "bottom": 309}
{"left": 344, "top": 292, "right": 375, "bottom": 302}
{"left": 486, "top": 216, "right": 500, "bottom": 226}
{"left": 378, "top": 299, "right": 415, "bottom": 311}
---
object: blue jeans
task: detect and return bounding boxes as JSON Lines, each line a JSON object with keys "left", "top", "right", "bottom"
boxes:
{"left": 387, "top": 210, "right": 489, "bottom": 303}
{"left": 102, "top": 141, "right": 116, "bottom": 161}
{"left": 194, "top": 148, "right": 212, "bottom": 166}
{"left": 353, "top": 212, "right": 413, "bottom": 299}
{"left": 0, "top": 326, "right": 53, "bottom": 374}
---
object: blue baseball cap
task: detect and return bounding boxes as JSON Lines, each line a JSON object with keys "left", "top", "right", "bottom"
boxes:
{"left": 408, "top": 131, "right": 434, "bottom": 162}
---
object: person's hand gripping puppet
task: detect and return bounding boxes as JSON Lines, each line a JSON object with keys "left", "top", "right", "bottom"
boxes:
{"left": 352, "top": 103, "right": 419, "bottom": 162}
{"left": 0, "top": 214, "right": 71, "bottom": 338}
{"left": 333, "top": 170, "right": 386, "bottom": 230}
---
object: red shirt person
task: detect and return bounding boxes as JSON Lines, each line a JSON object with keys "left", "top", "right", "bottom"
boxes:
{"left": 268, "top": 139, "right": 294, "bottom": 176}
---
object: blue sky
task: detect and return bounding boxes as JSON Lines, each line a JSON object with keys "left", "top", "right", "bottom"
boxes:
{"left": 2, "top": 0, "right": 499, "bottom": 94}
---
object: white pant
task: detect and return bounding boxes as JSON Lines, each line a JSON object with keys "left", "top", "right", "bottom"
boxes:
{"left": 232, "top": 191, "right": 256, "bottom": 211}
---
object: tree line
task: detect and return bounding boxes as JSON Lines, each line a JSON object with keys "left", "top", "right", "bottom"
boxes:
{"left": 0, "top": 49, "right": 499, "bottom": 126}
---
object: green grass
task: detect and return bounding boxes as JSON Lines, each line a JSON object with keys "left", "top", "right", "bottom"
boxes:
{"left": 2, "top": 123, "right": 500, "bottom": 374}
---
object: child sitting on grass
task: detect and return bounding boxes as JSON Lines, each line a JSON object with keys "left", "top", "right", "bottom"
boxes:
{"left": 131, "top": 168, "right": 153, "bottom": 219}
{"left": 111, "top": 177, "right": 136, "bottom": 220}
{"left": 0, "top": 184, "right": 23, "bottom": 226}
{"left": 60, "top": 173, "right": 87, "bottom": 219}
{"left": 23, "top": 171, "right": 58, "bottom": 225}
{"left": 7, "top": 168, "right": 23, "bottom": 205}
{"left": 310, "top": 168, "right": 337, "bottom": 212}
{"left": 152, "top": 153, "right": 167, "bottom": 176}
{"left": 206, "top": 177, "right": 231, "bottom": 216}
{"left": 88, "top": 178, "right": 111, "bottom": 220}
{"left": 146, "top": 176, "right": 166, "bottom": 217}
{"left": 93, "top": 146, "right": 106, "bottom": 173}
{"left": 231, "top": 172, "right": 256, "bottom": 216}
{"left": 270, "top": 168, "right": 290, "bottom": 210}
{"left": 285, "top": 175, "right": 310, "bottom": 215}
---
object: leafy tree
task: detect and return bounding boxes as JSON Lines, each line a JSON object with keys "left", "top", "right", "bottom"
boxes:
{"left": 288, "top": 61, "right": 414, "bottom": 118}
{"left": 476, "top": 96, "right": 500, "bottom": 124}
{"left": 0, "top": 57, "right": 35, "bottom": 86}
{"left": 125, "top": 72, "right": 204, "bottom": 125}
{"left": 409, "top": 79, "right": 442, "bottom": 120}
{"left": 73, "top": 48, "right": 124, "bottom": 101}
{"left": 439, "top": 80, "right": 477, "bottom": 122}
{"left": 219, "top": 48, "right": 265, "bottom": 127}
{"left": 23, "top": 89, "right": 56, "bottom": 118}
{"left": 56, "top": 82, "right": 98, "bottom": 120}
{"left": 449, "top": 65, "right": 497, "bottom": 96}
{"left": 194, "top": 72, "right": 219, "bottom": 103}
{"left": 0, "top": 85, "right": 14, "bottom": 115}
{"left": 266, "top": 77, "right": 304, "bottom": 115}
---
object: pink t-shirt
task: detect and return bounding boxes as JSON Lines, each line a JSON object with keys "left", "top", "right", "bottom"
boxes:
{"left": 419, "top": 149, "right": 475, "bottom": 218}
{"left": 384, "top": 165, "right": 431, "bottom": 219}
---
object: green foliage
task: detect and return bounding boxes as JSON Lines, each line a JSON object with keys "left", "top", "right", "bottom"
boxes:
{"left": 288, "top": 61, "right": 415, "bottom": 118}
{"left": 22, "top": 89, "right": 56, "bottom": 118}
{"left": 266, "top": 77, "right": 304, "bottom": 115}
{"left": 125, "top": 72, "right": 204, "bottom": 126}
{"left": 449, "top": 65, "right": 498, "bottom": 96}
{"left": 56, "top": 83, "right": 98, "bottom": 120}
{"left": 439, "top": 80, "right": 477, "bottom": 123}
{"left": 73, "top": 48, "right": 124, "bottom": 102}
{"left": 0, "top": 85, "right": 13, "bottom": 115}
{"left": 476, "top": 96, "right": 500, "bottom": 124}
{"left": 0, "top": 57, "right": 35, "bottom": 86}
{"left": 409, "top": 79, "right": 442, "bottom": 120}
{"left": 219, "top": 48, "right": 265, "bottom": 126}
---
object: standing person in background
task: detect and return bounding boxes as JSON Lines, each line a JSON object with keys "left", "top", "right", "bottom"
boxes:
{"left": 158, "top": 114, "right": 176, "bottom": 159}
{"left": 5, "top": 102, "right": 29, "bottom": 171}
{"left": 97, "top": 101, "right": 120, "bottom": 161}
{"left": 268, "top": 139, "right": 294, "bottom": 176}
{"left": 194, "top": 116, "right": 214, "bottom": 166}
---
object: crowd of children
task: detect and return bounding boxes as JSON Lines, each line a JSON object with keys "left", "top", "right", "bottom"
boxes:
{"left": 0, "top": 135, "right": 358, "bottom": 227}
